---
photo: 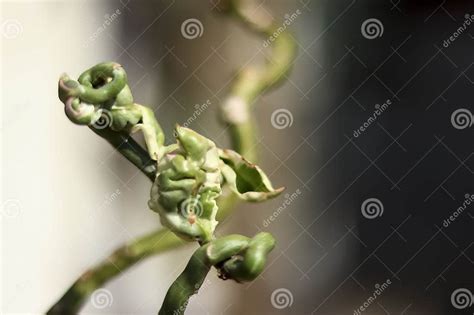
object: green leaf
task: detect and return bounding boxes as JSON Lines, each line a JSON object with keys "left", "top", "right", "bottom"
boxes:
{"left": 219, "top": 149, "right": 284, "bottom": 201}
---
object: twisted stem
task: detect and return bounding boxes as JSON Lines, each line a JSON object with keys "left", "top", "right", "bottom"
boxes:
{"left": 47, "top": 0, "right": 296, "bottom": 313}
{"left": 220, "top": 0, "right": 296, "bottom": 159}
{"left": 91, "top": 128, "right": 156, "bottom": 181}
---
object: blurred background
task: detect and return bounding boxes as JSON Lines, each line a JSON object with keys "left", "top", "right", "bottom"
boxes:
{"left": 2, "top": 0, "right": 473, "bottom": 314}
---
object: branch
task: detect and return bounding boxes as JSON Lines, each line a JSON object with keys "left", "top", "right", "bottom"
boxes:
{"left": 91, "top": 128, "right": 156, "bottom": 181}
{"left": 159, "top": 233, "right": 275, "bottom": 315}
{"left": 47, "top": 229, "right": 184, "bottom": 314}
{"left": 47, "top": 0, "right": 296, "bottom": 313}
{"left": 220, "top": 0, "right": 296, "bottom": 160}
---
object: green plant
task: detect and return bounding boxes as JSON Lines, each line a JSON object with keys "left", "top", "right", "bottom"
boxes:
{"left": 48, "top": 1, "right": 296, "bottom": 314}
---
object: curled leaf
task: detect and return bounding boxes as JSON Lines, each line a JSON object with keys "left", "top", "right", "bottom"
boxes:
{"left": 219, "top": 149, "right": 284, "bottom": 201}
{"left": 58, "top": 62, "right": 165, "bottom": 160}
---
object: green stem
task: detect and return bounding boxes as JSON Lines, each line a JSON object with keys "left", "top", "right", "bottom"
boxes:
{"left": 91, "top": 127, "right": 156, "bottom": 181}
{"left": 159, "top": 1, "right": 297, "bottom": 312}
{"left": 47, "top": 0, "right": 296, "bottom": 313}
{"left": 159, "top": 233, "right": 275, "bottom": 315}
{"left": 46, "top": 195, "right": 237, "bottom": 315}
{"left": 220, "top": 0, "right": 296, "bottom": 161}
{"left": 47, "top": 230, "right": 183, "bottom": 314}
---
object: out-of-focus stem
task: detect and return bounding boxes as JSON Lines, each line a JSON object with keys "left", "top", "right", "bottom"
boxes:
{"left": 221, "top": 0, "right": 297, "bottom": 161}
{"left": 47, "top": 229, "right": 184, "bottom": 314}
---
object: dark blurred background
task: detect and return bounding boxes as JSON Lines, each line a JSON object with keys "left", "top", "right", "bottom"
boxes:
{"left": 2, "top": 0, "right": 473, "bottom": 314}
